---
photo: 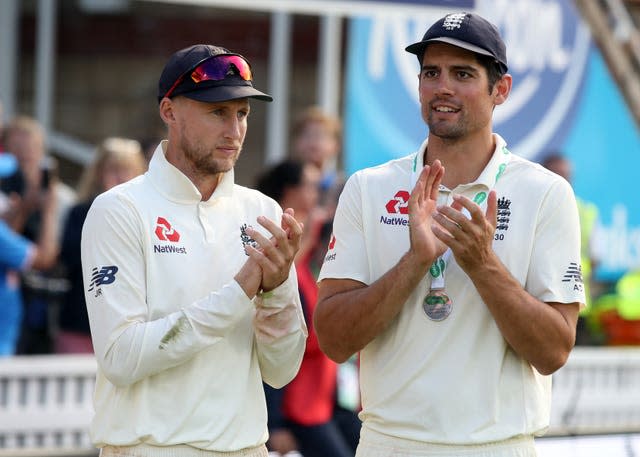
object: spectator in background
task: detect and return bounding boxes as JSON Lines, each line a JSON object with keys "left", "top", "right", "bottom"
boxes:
{"left": 290, "top": 107, "right": 345, "bottom": 276}
{"left": 0, "top": 99, "right": 5, "bottom": 152}
{"left": 291, "top": 106, "right": 344, "bottom": 210}
{"left": 56, "top": 137, "right": 147, "bottom": 354}
{"left": 542, "top": 153, "right": 602, "bottom": 344}
{"left": 290, "top": 106, "right": 360, "bottom": 434}
{"left": 2, "top": 115, "right": 76, "bottom": 354}
{"left": 257, "top": 159, "right": 360, "bottom": 457}
{"left": 0, "top": 152, "right": 58, "bottom": 355}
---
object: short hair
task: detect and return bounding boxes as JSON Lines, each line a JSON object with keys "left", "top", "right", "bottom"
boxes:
{"left": 540, "top": 152, "right": 567, "bottom": 168}
{"left": 291, "top": 106, "right": 342, "bottom": 142}
{"left": 256, "top": 159, "right": 305, "bottom": 204}
{"left": 76, "top": 137, "right": 147, "bottom": 201}
{"left": 5, "top": 115, "right": 45, "bottom": 143}
{"left": 475, "top": 54, "right": 507, "bottom": 94}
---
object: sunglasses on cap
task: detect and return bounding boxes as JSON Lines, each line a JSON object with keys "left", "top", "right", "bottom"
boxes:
{"left": 163, "top": 54, "right": 253, "bottom": 99}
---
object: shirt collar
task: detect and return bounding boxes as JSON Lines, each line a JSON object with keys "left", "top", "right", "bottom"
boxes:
{"left": 411, "top": 134, "right": 511, "bottom": 191}
{"left": 474, "top": 133, "right": 511, "bottom": 190}
{"left": 147, "top": 140, "right": 235, "bottom": 204}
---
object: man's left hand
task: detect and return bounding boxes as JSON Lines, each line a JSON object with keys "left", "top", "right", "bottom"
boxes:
{"left": 245, "top": 208, "right": 303, "bottom": 292}
{"left": 432, "top": 190, "right": 497, "bottom": 273}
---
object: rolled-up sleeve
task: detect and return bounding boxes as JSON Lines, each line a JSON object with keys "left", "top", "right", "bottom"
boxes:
{"left": 253, "top": 273, "right": 307, "bottom": 388}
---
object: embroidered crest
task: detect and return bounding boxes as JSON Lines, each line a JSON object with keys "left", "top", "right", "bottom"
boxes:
{"left": 240, "top": 224, "right": 258, "bottom": 255}
{"left": 442, "top": 13, "right": 467, "bottom": 31}
{"left": 496, "top": 197, "right": 511, "bottom": 232}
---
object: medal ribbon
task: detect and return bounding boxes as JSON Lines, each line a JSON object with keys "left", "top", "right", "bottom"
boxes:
{"left": 410, "top": 142, "right": 512, "bottom": 292}
{"left": 428, "top": 249, "right": 451, "bottom": 290}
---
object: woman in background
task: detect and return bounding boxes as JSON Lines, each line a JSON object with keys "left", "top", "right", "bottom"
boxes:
{"left": 257, "top": 159, "right": 360, "bottom": 457}
{"left": 55, "top": 137, "right": 147, "bottom": 354}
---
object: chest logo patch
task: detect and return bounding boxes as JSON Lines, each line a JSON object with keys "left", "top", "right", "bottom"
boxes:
{"left": 88, "top": 265, "right": 118, "bottom": 297}
{"left": 240, "top": 224, "right": 258, "bottom": 255}
{"left": 385, "top": 190, "right": 410, "bottom": 215}
{"left": 155, "top": 217, "right": 180, "bottom": 242}
{"left": 496, "top": 197, "right": 511, "bottom": 232}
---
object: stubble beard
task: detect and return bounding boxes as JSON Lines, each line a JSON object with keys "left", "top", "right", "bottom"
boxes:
{"left": 181, "top": 135, "right": 239, "bottom": 176}
{"left": 426, "top": 111, "right": 467, "bottom": 140}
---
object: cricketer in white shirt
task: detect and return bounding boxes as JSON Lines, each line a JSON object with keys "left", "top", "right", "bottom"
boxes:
{"left": 318, "top": 135, "right": 585, "bottom": 445}
{"left": 81, "top": 141, "right": 307, "bottom": 452}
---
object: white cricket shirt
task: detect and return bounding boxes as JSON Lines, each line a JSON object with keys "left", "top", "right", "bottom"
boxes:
{"left": 81, "top": 142, "right": 306, "bottom": 451}
{"left": 319, "top": 134, "right": 585, "bottom": 444}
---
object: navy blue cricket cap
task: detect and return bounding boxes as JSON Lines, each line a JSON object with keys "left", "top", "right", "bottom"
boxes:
{"left": 405, "top": 12, "right": 508, "bottom": 73}
{"left": 157, "top": 44, "right": 272, "bottom": 104}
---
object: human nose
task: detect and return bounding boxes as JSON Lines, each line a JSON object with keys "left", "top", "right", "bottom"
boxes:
{"left": 224, "top": 116, "right": 243, "bottom": 139}
{"left": 433, "top": 74, "right": 454, "bottom": 96}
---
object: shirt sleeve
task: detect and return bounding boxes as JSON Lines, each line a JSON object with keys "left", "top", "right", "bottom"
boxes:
{"left": 253, "top": 273, "right": 307, "bottom": 389}
{"left": 526, "top": 178, "right": 586, "bottom": 307}
{"left": 81, "top": 193, "right": 257, "bottom": 387}
{"left": 318, "top": 172, "right": 371, "bottom": 284}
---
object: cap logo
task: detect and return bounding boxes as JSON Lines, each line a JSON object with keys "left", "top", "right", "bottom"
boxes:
{"left": 442, "top": 13, "right": 466, "bottom": 31}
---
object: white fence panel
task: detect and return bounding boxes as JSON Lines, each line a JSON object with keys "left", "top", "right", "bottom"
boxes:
{"left": 0, "top": 354, "right": 98, "bottom": 456}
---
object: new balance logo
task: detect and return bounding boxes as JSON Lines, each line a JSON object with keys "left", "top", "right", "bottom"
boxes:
{"left": 155, "top": 217, "right": 180, "bottom": 242}
{"left": 562, "top": 262, "right": 584, "bottom": 293}
{"left": 562, "top": 263, "right": 583, "bottom": 283}
{"left": 88, "top": 266, "right": 118, "bottom": 297}
{"left": 385, "top": 191, "right": 410, "bottom": 215}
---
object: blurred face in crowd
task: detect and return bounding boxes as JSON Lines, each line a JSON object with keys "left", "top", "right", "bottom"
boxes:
{"left": 5, "top": 124, "right": 45, "bottom": 173}
{"left": 543, "top": 157, "right": 571, "bottom": 183}
{"left": 100, "top": 158, "right": 145, "bottom": 192}
{"left": 292, "top": 121, "right": 339, "bottom": 170}
{"left": 283, "top": 163, "right": 321, "bottom": 216}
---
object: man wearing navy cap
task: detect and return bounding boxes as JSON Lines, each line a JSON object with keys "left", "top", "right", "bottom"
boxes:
{"left": 81, "top": 45, "right": 307, "bottom": 457}
{"left": 315, "top": 12, "right": 583, "bottom": 456}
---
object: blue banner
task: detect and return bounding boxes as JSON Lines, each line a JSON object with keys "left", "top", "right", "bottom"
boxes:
{"left": 344, "top": 0, "right": 639, "bottom": 280}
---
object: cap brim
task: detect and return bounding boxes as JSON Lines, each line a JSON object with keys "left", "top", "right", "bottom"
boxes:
{"left": 0, "top": 154, "right": 18, "bottom": 178}
{"left": 405, "top": 37, "right": 495, "bottom": 59}
{"left": 182, "top": 85, "right": 273, "bottom": 103}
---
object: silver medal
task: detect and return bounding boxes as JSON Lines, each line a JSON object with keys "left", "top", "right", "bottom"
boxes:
{"left": 423, "top": 289, "right": 452, "bottom": 321}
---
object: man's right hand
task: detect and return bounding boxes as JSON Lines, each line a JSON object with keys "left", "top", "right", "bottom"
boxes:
{"left": 407, "top": 159, "right": 447, "bottom": 268}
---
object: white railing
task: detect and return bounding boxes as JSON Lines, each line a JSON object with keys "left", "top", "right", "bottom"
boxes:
{"left": 0, "top": 354, "right": 97, "bottom": 456}
{"left": 1, "top": 347, "right": 640, "bottom": 455}
{"left": 550, "top": 347, "right": 640, "bottom": 435}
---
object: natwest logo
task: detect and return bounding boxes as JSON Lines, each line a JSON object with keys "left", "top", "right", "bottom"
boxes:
{"left": 385, "top": 190, "right": 410, "bottom": 214}
{"left": 155, "top": 217, "right": 180, "bottom": 242}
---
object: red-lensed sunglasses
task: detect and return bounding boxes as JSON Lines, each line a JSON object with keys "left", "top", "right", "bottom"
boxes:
{"left": 163, "top": 54, "right": 253, "bottom": 99}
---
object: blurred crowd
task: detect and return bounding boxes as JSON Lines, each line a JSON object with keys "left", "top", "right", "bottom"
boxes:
{"left": 541, "top": 154, "right": 640, "bottom": 347}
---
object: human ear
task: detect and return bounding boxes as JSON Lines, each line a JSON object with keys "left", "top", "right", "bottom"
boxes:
{"left": 493, "top": 74, "right": 512, "bottom": 106}
{"left": 158, "top": 98, "right": 177, "bottom": 124}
